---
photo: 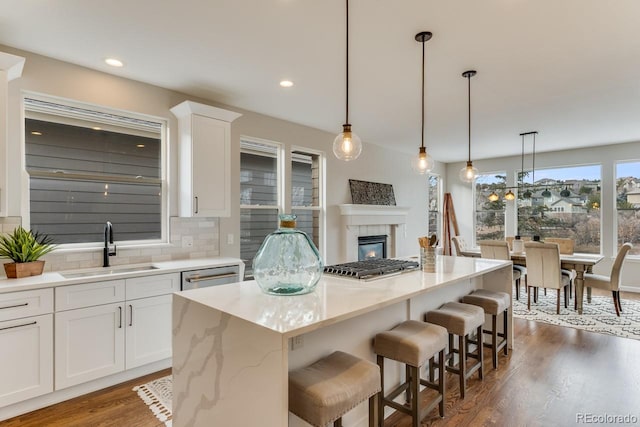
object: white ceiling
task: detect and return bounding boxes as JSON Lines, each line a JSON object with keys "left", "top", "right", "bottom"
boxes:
{"left": 2, "top": 0, "right": 640, "bottom": 163}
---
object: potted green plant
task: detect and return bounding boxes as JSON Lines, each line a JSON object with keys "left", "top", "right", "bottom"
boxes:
{"left": 0, "top": 226, "right": 56, "bottom": 278}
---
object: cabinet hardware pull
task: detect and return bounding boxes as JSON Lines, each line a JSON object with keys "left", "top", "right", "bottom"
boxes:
{"left": 129, "top": 304, "right": 133, "bottom": 327}
{"left": 0, "top": 302, "right": 29, "bottom": 310}
{"left": 195, "top": 196, "right": 199, "bottom": 214}
{"left": 185, "top": 273, "right": 238, "bottom": 283}
{"left": 118, "top": 306, "right": 123, "bottom": 329}
{"left": 0, "top": 321, "right": 36, "bottom": 331}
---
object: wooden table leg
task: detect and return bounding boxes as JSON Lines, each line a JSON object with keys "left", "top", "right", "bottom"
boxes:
{"left": 574, "top": 267, "right": 586, "bottom": 315}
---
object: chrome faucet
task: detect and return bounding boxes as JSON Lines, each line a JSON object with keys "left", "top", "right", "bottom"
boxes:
{"left": 103, "top": 221, "right": 117, "bottom": 267}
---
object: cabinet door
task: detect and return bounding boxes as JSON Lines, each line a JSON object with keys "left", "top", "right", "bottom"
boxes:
{"left": 55, "top": 303, "right": 125, "bottom": 390}
{"left": 125, "top": 294, "right": 172, "bottom": 369}
{"left": 0, "top": 314, "right": 53, "bottom": 407}
{"left": 191, "top": 114, "right": 231, "bottom": 217}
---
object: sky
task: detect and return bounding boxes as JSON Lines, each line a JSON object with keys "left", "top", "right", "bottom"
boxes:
{"left": 477, "top": 162, "right": 639, "bottom": 184}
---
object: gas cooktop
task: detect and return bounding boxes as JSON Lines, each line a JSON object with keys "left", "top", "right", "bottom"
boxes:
{"left": 324, "top": 258, "right": 420, "bottom": 281}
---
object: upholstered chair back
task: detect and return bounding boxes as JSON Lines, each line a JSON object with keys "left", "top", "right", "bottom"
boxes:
{"left": 451, "top": 236, "right": 467, "bottom": 256}
{"left": 523, "top": 242, "right": 563, "bottom": 290}
{"left": 479, "top": 240, "right": 510, "bottom": 261}
{"left": 610, "top": 243, "right": 633, "bottom": 291}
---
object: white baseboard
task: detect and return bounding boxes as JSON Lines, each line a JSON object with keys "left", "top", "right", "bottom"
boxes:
{"left": 0, "top": 359, "right": 171, "bottom": 422}
{"left": 620, "top": 285, "right": 640, "bottom": 293}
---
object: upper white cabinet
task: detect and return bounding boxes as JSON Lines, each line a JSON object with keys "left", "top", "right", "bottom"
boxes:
{"left": 0, "top": 51, "right": 26, "bottom": 217}
{"left": 170, "top": 101, "right": 242, "bottom": 217}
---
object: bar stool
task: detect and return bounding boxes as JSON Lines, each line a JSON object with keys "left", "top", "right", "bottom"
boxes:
{"left": 374, "top": 320, "right": 448, "bottom": 427}
{"left": 425, "top": 302, "right": 484, "bottom": 399}
{"left": 461, "top": 289, "right": 510, "bottom": 369}
{"left": 289, "top": 350, "right": 381, "bottom": 427}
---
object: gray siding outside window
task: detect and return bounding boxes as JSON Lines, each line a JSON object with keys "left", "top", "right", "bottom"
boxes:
{"left": 25, "top": 114, "right": 162, "bottom": 245}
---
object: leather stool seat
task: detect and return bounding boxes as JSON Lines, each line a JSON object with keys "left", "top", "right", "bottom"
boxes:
{"left": 289, "top": 351, "right": 380, "bottom": 427}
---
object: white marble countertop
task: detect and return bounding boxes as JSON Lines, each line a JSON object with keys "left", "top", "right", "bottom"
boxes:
{"left": 0, "top": 257, "right": 244, "bottom": 293}
{"left": 176, "top": 256, "right": 511, "bottom": 338}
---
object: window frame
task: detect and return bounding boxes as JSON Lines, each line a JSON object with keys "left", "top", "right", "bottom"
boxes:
{"left": 473, "top": 171, "right": 507, "bottom": 248}
{"left": 291, "top": 145, "right": 326, "bottom": 258}
{"left": 21, "top": 91, "right": 169, "bottom": 249}
{"left": 427, "top": 173, "right": 442, "bottom": 241}
{"left": 615, "top": 159, "right": 640, "bottom": 257}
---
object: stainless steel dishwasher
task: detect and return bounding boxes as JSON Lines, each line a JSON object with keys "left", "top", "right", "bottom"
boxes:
{"left": 181, "top": 265, "right": 240, "bottom": 290}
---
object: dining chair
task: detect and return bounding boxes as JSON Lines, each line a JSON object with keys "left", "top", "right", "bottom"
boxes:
{"left": 451, "top": 236, "right": 467, "bottom": 256}
{"left": 523, "top": 242, "right": 572, "bottom": 314}
{"left": 478, "top": 240, "right": 526, "bottom": 300}
{"left": 583, "top": 243, "right": 633, "bottom": 316}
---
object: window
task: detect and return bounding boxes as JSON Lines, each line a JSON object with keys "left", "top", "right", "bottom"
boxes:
{"left": 240, "top": 140, "right": 281, "bottom": 274}
{"left": 291, "top": 149, "right": 323, "bottom": 248}
{"left": 616, "top": 161, "right": 640, "bottom": 256}
{"left": 24, "top": 96, "right": 166, "bottom": 245}
{"left": 474, "top": 173, "right": 506, "bottom": 244}
{"left": 517, "top": 165, "right": 601, "bottom": 254}
{"left": 428, "top": 175, "right": 441, "bottom": 239}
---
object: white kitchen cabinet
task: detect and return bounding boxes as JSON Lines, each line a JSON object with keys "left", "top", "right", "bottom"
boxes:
{"left": 170, "top": 100, "right": 242, "bottom": 217}
{"left": 54, "top": 273, "right": 179, "bottom": 389}
{"left": 125, "top": 294, "right": 172, "bottom": 369}
{"left": 55, "top": 302, "right": 125, "bottom": 390}
{"left": 0, "top": 314, "right": 53, "bottom": 407}
{"left": 0, "top": 288, "right": 53, "bottom": 407}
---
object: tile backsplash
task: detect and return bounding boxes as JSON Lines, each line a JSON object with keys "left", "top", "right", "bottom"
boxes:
{"left": 0, "top": 217, "right": 220, "bottom": 273}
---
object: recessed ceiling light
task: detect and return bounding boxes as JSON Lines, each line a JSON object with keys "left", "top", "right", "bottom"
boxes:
{"left": 136, "top": 144, "right": 145, "bottom": 148}
{"left": 105, "top": 58, "right": 124, "bottom": 67}
{"left": 92, "top": 126, "right": 102, "bottom": 130}
{"left": 279, "top": 80, "right": 294, "bottom": 88}
{"left": 31, "top": 131, "right": 42, "bottom": 136}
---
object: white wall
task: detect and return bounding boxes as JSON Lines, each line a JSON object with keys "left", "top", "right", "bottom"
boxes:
{"left": 445, "top": 142, "right": 640, "bottom": 291}
{"left": 1, "top": 44, "right": 439, "bottom": 269}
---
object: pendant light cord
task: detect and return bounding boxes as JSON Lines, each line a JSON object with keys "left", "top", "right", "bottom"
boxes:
{"left": 345, "top": 0, "right": 349, "bottom": 125}
{"left": 467, "top": 74, "right": 471, "bottom": 162}
{"left": 421, "top": 38, "right": 425, "bottom": 149}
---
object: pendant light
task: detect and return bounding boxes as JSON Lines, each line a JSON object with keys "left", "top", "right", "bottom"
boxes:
{"left": 333, "top": 0, "right": 362, "bottom": 161}
{"left": 459, "top": 70, "right": 478, "bottom": 183}
{"left": 488, "top": 191, "right": 500, "bottom": 202}
{"left": 411, "top": 31, "right": 435, "bottom": 174}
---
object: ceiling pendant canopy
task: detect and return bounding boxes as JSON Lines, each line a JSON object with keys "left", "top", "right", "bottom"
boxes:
{"left": 333, "top": 0, "right": 362, "bottom": 161}
{"left": 411, "top": 31, "right": 435, "bottom": 175}
{"left": 459, "top": 70, "right": 478, "bottom": 183}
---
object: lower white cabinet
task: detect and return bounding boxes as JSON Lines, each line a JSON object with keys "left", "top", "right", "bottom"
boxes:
{"left": 54, "top": 273, "right": 179, "bottom": 390}
{"left": 0, "top": 314, "right": 53, "bottom": 407}
{"left": 125, "top": 294, "right": 172, "bottom": 369}
{"left": 55, "top": 303, "right": 125, "bottom": 390}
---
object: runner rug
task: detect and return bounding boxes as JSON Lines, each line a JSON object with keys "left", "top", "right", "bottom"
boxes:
{"left": 133, "top": 375, "right": 172, "bottom": 426}
{"left": 512, "top": 291, "right": 640, "bottom": 340}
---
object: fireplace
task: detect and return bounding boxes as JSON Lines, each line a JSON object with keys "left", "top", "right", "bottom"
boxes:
{"left": 358, "top": 235, "right": 387, "bottom": 261}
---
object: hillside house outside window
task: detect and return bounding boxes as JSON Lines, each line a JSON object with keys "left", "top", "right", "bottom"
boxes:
{"left": 516, "top": 164, "right": 601, "bottom": 254}
{"left": 616, "top": 161, "right": 640, "bottom": 256}
{"left": 24, "top": 96, "right": 166, "bottom": 246}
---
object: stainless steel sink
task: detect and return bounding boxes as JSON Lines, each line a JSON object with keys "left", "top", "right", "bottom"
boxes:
{"left": 61, "top": 265, "right": 159, "bottom": 279}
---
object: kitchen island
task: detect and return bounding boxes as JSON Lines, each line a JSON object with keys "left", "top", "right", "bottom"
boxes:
{"left": 172, "top": 255, "right": 512, "bottom": 427}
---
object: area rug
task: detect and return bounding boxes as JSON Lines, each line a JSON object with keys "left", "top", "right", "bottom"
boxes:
{"left": 133, "top": 375, "right": 172, "bottom": 426}
{"left": 512, "top": 291, "right": 640, "bottom": 341}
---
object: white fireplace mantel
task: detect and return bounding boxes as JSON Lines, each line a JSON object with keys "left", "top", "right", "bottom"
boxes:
{"left": 338, "top": 204, "right": 410, "bottom": 226}
{"left": 338, "top": 204, "right": 410, "bottom": 261}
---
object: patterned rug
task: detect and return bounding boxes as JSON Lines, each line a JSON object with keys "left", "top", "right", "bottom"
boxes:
{"left": 512, "top": 291, "right": 640, "bottom": 340}
{"left": 133, "top": 375, "right": 172, "bottom": 426}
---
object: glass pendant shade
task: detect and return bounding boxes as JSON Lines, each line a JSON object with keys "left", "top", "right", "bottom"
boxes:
{"left": 523, "top": 189, "right": 532, "bottom": 199}
{"left": 411, "top": 146, "right": 434, "bottom": 175}
{"left": 333, "top": 124, "right": 362, "bottom": 161}
{"left": 541, "top": 188, "right": 552, "bottom": 198}
{"left": 560, "top": 186, "right": 570, "bottom": 197}
{"left": 253, "top": 214, "right": 323, "bottom": 296}
{"left": 504, "top": 189, "right": 516, "bottom": 201}
{"left": 488, "top": 191, "right": 499, "bottom": 202}
{"left": 458, "top": 161, "right": 478, "bottom": 183}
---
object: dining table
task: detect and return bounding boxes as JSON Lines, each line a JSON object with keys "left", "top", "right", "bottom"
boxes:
{"left": 460, "top": 249, "right": 604, "bottom": 314}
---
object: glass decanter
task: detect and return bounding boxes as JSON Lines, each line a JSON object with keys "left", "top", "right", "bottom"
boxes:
{"left": 253, "top": 214, "right": 323, "bottom": 295}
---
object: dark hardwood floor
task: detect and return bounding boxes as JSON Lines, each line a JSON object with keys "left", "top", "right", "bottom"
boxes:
{"left": 2, "top": 290, "right": 639, "bottom": 427}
